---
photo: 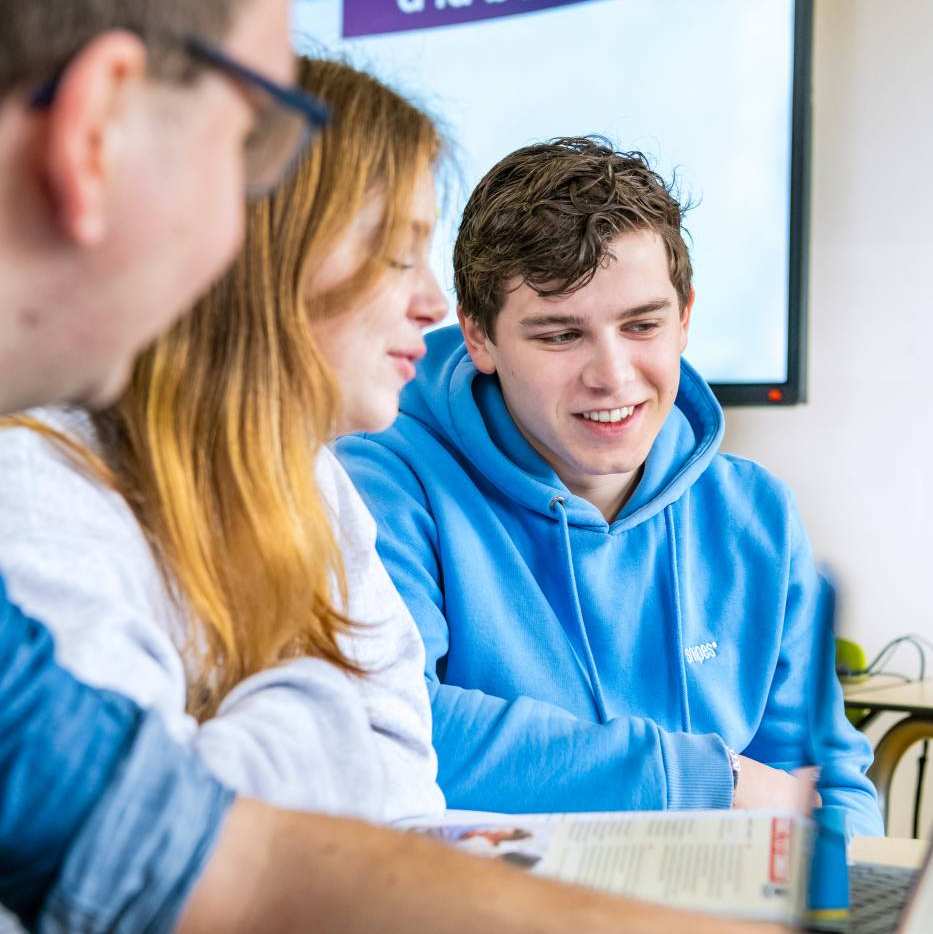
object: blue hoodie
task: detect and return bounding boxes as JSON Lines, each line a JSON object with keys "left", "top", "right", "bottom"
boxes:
{"left": 337, "top": 325, "right": 882, "bottom": 837}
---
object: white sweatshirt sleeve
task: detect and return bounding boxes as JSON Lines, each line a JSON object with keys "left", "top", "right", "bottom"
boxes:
{"left": 319, "top": 447, "right": 445, "bottom": 821}
{"left": 0, "top": 410, "right": 390, "bottom": 820}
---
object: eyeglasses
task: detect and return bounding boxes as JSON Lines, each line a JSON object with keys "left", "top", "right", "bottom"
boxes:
{"left": 31, "top": 33, "right": 329, "bottom": 201}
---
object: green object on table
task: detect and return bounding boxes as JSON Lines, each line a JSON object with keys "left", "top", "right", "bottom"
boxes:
{"left": 836, "top": 637, "right": 869, "bottom": 727}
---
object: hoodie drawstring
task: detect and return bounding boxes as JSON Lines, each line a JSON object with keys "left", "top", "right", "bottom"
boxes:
{"left": 549, "top": 496, "right": 609, "bottom": 724}
{"left": 664, "top": 505, "right": 692, "bottom": 732}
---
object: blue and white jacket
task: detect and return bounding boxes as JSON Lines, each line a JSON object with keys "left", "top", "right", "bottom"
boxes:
{"left": 0, "top": 576, "right": 232, "bottom": 932}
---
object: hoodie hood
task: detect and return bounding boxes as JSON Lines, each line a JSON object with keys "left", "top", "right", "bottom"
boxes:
{"left": 399, "top": 324, "right": 724, "bottom": 531}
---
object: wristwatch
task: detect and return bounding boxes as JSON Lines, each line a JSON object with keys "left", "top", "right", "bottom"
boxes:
{"left": 727, "top": 747, "right": 741, "bottom": 790}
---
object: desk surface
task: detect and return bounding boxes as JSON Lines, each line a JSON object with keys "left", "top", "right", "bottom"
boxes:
{"left": 850, "top": 836, "right": 928, "bottom": 869}
{"left": 842, "top": 677, "right": 933, "bottom": 714}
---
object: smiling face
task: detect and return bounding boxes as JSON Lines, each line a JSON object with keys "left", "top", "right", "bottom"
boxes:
{"left": 308, "top": 167, "right": 447, "bottom": 434}
{"left": 461, "top": 228, "right": 693, "bottom": 520}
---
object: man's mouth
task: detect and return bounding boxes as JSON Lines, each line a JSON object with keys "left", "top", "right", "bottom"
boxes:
{"left": 576, "top": 405, "right": 639, "bottom": 424}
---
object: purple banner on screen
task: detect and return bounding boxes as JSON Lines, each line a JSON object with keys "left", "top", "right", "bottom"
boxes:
{"left": 343, "top": 0, "right": 595, "bottom": 39}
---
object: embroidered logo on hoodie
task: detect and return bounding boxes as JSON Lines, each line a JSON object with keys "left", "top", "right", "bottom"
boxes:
{"left": 685, "top": 641, "right": 718, "bottom": 664}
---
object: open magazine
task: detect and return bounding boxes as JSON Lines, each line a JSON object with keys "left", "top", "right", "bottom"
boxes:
{"left": 403, "top": 809, "right": 810, "bottom": 925}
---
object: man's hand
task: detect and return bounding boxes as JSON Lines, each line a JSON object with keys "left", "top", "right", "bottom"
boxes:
{"left": 733, "top": 757, "right": 821, "bottom": 812}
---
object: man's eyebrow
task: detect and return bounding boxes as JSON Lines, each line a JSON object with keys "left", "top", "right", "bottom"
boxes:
{"left": 519, "top": 313, "right": 588, "bottom": 329}
{"left": 519, "top": 300, "right": 673, "bottom": 329}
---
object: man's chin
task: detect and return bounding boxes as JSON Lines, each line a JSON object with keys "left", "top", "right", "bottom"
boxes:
{"left": 563, "top": 447, "right": 649, "bottom": 481}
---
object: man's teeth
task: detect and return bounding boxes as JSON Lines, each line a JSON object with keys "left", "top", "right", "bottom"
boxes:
{"left": 580, "top": 406, "right": 635, "bottom": 423}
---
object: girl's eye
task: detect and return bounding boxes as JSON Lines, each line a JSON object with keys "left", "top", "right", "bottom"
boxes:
{"left": 387, "top": 259, "right": 415, "bottom": 271}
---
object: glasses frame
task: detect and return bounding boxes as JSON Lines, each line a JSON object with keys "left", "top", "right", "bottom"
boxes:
{"left": 181, "top": 36, "right": 328, "bottom": 132}
{"left": 31, "top": 33, "right": 328, "bottom": 126}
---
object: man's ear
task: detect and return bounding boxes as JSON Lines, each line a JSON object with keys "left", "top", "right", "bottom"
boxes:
{"left": 43, "top": 30, "right": 147, "bottom": 246}
{"left": 457, "top": 306, "right": 497, "bottom": 374}
{"left": 679, "top": 287, "right": 695, "bottom": 353}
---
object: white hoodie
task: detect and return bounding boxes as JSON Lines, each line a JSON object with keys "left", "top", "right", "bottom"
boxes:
{"left": 0, "top": 407, "right": 444, "bottom": 823}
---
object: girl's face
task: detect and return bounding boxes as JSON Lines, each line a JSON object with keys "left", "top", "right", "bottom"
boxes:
{"left": 309, "top": 168, "right": 447, "bottom": 435}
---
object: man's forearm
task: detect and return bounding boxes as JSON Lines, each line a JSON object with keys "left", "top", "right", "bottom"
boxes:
{"left": 181, "top": 798, "right": 787, "bottom": 934}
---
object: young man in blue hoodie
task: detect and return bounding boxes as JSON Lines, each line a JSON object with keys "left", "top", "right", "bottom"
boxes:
{"left": 337, "top": 137, "right": 883, "bottom": 838}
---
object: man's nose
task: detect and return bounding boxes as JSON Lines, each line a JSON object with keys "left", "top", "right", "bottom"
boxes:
{"left": 580, "top": 339, "right": 635, "bottom": 392}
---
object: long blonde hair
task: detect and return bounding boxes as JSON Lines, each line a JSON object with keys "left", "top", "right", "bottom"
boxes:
{"left": 89, "top": 58, "right": 442, "bottom": 720}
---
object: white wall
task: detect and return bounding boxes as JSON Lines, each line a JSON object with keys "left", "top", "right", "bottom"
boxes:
{"left": 721, "top": 0, "right": 933, "bottom": 837}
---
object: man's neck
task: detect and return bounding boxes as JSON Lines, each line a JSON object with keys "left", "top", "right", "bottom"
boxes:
{"left": 0, "top": 224, "right": 72, "bottom": 413}
{"left": 0, "top": 107, "right": 52, "bottom": 413}
{"left": 563, "top": 466, "right": 644, "bottom": 523}
{"left": 0, "top": 294, "right": 47, "bottom": 414}
{"left": 0, "top": 106, "right": 91, "bottom": 413}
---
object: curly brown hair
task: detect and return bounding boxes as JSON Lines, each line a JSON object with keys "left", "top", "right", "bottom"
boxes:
{"left": 454, "top": 137, "right": 692, "bottom": 338}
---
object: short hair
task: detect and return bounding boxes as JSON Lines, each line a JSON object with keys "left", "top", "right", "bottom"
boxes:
{"left": 0, "top": 0, "right": 247, "bottom": 97}
{"left": 454, "top": 136, "right": 693, "bottom": 338}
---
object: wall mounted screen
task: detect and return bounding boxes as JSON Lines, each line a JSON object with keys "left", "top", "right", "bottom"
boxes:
{"left": 293, "top": 0, "right": 812, "bottom": 405}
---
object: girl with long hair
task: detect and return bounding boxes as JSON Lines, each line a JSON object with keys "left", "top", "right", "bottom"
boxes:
{"left": 0, "top": 58, "right": 447, "bottom": 821}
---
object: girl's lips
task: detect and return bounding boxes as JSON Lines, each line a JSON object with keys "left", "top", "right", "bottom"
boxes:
{"left": 388, "top": 351, "right": 417, "bottom": 382}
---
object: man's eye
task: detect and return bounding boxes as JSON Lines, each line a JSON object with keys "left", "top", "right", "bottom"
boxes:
{"left": 536, "top": 332, "right": 579, "bottom": 345}
{"left": 626, "top": 321, "right": 660, "bottom": 335}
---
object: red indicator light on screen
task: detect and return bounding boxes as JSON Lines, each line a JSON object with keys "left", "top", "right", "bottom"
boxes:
{"left": 768, "top": 388, "right": 784, "bottom": 402}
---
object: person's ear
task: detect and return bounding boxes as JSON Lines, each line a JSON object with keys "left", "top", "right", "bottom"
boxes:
{"left": 43, "top": 30, "right": 148, "bottom": 246}
{"left": 457, "top": 306, "right": 497, "bottom": 374}
{"left": 679, "top": 287, "right": 695, "bottom": 353}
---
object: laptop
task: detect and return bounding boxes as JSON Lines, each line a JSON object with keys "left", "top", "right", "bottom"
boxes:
{"left": 848, "top": 841, "right": 933, "bottom": 934}
{"left": 812, "top": 577, "right": 933, "bottom": 933}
